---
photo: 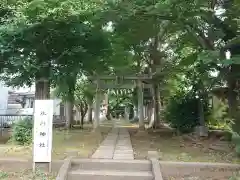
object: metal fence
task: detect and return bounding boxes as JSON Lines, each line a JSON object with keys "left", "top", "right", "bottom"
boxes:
{"left": 0, "top": 114, "right": 66, "bottom": 128}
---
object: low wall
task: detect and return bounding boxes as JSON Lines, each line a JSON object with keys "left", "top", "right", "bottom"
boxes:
{"left": 0, "top": 158, "right": 63, "bottom": 173}
{"left": 0, "top": 158, "right": 239, "bottom": 179}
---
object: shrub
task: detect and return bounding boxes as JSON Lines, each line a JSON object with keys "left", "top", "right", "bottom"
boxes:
{"left": 207, "top": 98, "right": 233, "bottom": 130}
{"left": 232, "top": 132, "right": 240, "bottom": 156}
{"left": 164, "top": 91, "right": 209, "bottom": 133}
{"left": 229, "top": 172, "right": 240, "bottom": 180}
{"left": 11, "top": 117, "right": 33, "bottom": 145}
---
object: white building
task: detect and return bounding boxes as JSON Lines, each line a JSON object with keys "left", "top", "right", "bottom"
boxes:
{"left": 0, "top": 82, "right": 9, "bottom": 115}
{"left": 0, "top": 82, "right": 61, "bottom": 116}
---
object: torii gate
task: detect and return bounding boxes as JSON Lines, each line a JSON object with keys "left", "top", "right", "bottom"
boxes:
{"left": 89, "top": 74, "right": 152, "bottom": 130}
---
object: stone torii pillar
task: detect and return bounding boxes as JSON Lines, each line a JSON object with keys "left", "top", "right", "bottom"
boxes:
{"left": 137, "top": 79, "right": 144, "bottom": 130}
{"left": 94, "top": 79, "right": 101, "bottom": 130}
{"left": 124, "top": 106, "right": 130, "bottom": 120}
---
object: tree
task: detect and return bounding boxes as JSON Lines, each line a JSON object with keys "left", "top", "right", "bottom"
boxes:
{"left": 104, "top": 1, "right": 181, "bottom": 127}
{"left": 0, "top": 0, "right": 109, "bottom": 97}
{"left": 0, "top": 0, "right": 112, "bottom": 128}
{"left": 108, "top": 89, "right": 133, "bottom": 118}
{"left": 102, "top": 0, "right": 240, "bottom": 131}
{"left": 2, "top": 0, "right": 239, "bottom": 133}
{"left": 74, "top": 77, "right": 95, "bottom": 127}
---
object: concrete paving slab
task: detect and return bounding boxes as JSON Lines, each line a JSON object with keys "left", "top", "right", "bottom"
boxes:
{"left": 91, "top": 123, "right": 134, "bottom": 160}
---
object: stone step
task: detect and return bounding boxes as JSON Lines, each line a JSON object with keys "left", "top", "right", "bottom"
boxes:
{"left": 113, "top": 155, "right": 134, "bottom": 160}
{"left": 68, "top": 170, "right": 153, "bottom": 180}
{"left": 71, "top": 159, "right": 151, "bottom": 171}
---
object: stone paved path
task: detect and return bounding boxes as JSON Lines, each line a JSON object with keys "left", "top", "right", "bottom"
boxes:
{"left": 113, "top": 128, "right": 134, "bottom": 160}
{"left": 91, "top": 126, "right": 134, "bottom": 160}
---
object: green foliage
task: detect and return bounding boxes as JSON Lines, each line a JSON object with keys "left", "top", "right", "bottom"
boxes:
{"left": 11, "top": 117, "right": 33, "bottom": 145}
{"left": 1, "top": 0, "right": 239, "bottom": 135}
{"left": 74, "top": 77, "right": 95, "bottom": 104}
{"left": 0, "top": 171, "right": 8, "bottom": 179}
{"left": 229, "top": 171, "right": 240, "bottom": 180}
{"left": 232, "top": 132, "right": 240, "bottom": 156}
{"left": 207, "top": 97, "right": 232, "bottom": 129}
{"left": 165, "top": 91, "right": 209, "bottom": 133}
{"left": 108, "top": 89, "right": 133, "bottom": 111}
{"left": 0, "top": 0, "right": 111, "bottom": 89}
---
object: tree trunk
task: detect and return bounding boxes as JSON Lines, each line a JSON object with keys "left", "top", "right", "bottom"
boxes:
{"left": 79, "top": 101, "right": 87, "bottom": 128}
{"left": 65, "top": 101, "right": 74, "bottom": 129}
{"left": 65, "top": 73, "right": 77, "bottom": 129}
{"left": 87, "top": 104, "right": 93, "bottom": 123}
{"left": 153, "top": 83, "right": 161, "bottom": 128}
{"left": 94, "top": 88, "right": 101, "bottom": 129}
{"left": 137, "top": 80, "right": 144, "bottom": 130}
{"left": 227, "top": 75, "right": 240, "bottom": 133}
{"left": 35, "top": 51, "right": 51, "bottom": 100}
{"left": 80, "top": 104, "right": 84, "bottom": 128}
{"left": 106, "top": 106, "right": 112, "bottom": 120}
{"left": 75, "top": 107, "right": 81, "bottom": 125}
{"left": 65, "top": 91, "right": 75, "bottom": 129}
{"left": 86, "top": 98, "right": 93, "bottom": 123}
{"left": 35, "top": 79, "right": 50, "bottom": 100}
{"left": 80, "top": 113, "right": 84, "bottom": 127}
{"left": 149, "top": 33, "right": 162, "bottom": 129}
{"left": 198, "top": 98, "right": 205, "bottom": 126}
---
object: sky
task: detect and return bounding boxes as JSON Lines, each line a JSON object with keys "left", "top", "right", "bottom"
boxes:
{"left": 0, "top": 81, "right": 35, "bottom": 93}
{"left": 14, "top": 85, "right": 35, "bottom": 93}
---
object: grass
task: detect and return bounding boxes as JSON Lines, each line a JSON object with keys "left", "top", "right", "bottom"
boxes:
{"left": 0, "top": 169, "right": 56, "bottom": 180}
{"left": 165, "top": 172, "right": 240, "bottom": 180}
{"left": 130, "top": 127, "right": 240, "bottom": 163}
{"left": 229, "top": 172, "right": 240, "bottom": 180}
{"left": 0, "top": 171, "right": 8, "bottom": 179}
{"left": 0, "top": 124, "right": 111, "bottom": 160}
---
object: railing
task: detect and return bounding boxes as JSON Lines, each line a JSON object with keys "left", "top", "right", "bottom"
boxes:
{"left": 0, "top": 114, "right": 66, "bottom": 128}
